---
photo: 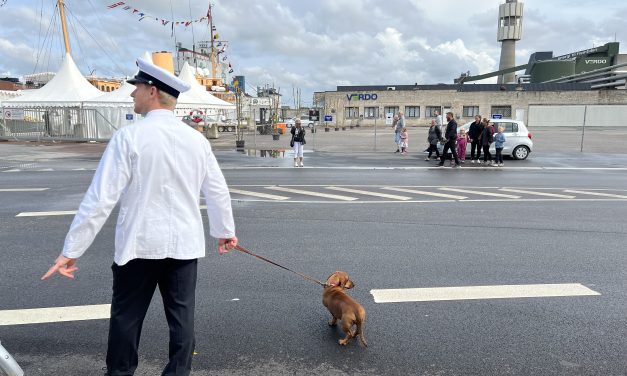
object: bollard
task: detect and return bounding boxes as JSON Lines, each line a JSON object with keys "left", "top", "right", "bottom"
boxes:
{"left": 0, "top": 341, "right": 24, "bottom": 376}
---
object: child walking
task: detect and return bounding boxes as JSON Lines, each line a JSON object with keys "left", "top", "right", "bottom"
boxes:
{"left": 399, "top": 127, "right": 409, "bottom": 155}
{"left": 457, "top": 128, "right": 468, "bottom": 163}
{"left": 493, "top": 126, "right": 506, "bottom": 167}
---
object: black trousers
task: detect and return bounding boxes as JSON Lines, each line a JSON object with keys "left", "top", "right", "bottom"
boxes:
{"left": 427, "top": 144, "right": 440, "bottom": 158}
{"left": 470, "top": 140, "right": 481, "bottom": 160}
{"left": 440, "top": 140, "right": 459, "bottom": 165}
{"left": 482, "top": 145, "right": 492, "bottom": 162}
{"left": 495, "top": 148, "right": 504, "bottom": 164}
{"left": 106, "top": 258, "right": 198, "bottom": 376}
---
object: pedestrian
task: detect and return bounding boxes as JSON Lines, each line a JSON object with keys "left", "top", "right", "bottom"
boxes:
{"left": 399, "top": 127, "right": 409, "bottom": 155}
{"left": 41, "top": 57, "right": 238, "bottom": 376}
{"left": 425, "top": 119, "right": 441, "bottom": 161}
{"left": 481, "top": 119, "right": 495, "bottom": 165}
{"left": 394, "top": 111, "right": 405, "bottom": 153}
{"left": 468, "top": 115, "right": 483, "bottom": 163}
{"left": 291, "top": 119, "right": 306, "bottom": 167}
{"left": 392, "top": 114, "right": 399, "bottom": 152}
{"left": 457, "top": 128, "right": 468, "bottom": 163}
{"left": 438, "top": 112, "right": 460, "bottom": 167}
{"left": 493, "top": 125, "right": 506, "bottom": 167}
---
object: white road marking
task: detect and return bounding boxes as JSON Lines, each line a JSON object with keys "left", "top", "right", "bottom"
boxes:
{"left": 2, "top": 169, "right": 21, "bottom": 172}
{"left": 439, "top": 187, "right": 521, "bottom": 199}
{"left": 16, "top": 210, "right": 77, "bottom": 217}
{"left": 370, "top": 283, "right": 600, "bottom": 303}
{"left": 265, "top": 186, "right": 358, "bottom": 201}
{"left": 564, "top": 189, "right": 627, "bottom": 199}
{"left": 229, "top": 188, "right": 290, "bottom": 201}
{"left": 0, "top": 304, "right": 111, "bottom": 326}
{"left": 325, "top": 186, "right": 411, "bottom": 200}
{"left": 382, "top": 187, "right": 467, "bottom": 200}
{"left": 499, "top": 188, "right": 575, "bottom": 199}
{"left": 0, "top": 188, "right": 49, "bottom": 192}
{"left": 37, "top": 168, "right": 54, "bottom": 172}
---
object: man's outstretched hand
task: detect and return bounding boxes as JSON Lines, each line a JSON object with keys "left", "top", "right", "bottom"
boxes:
{"left": 218, "top": 237, "right": 238, "bottom": 255}
{"left": 41, "top": 255, "right": 78, "bottom": 280}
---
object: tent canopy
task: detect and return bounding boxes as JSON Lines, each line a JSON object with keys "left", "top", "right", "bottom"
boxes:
{"left": 3, "top": 53, "right": 102, "bottom": 108}
{"left": 177, "top": 62, "right": 235, "bottom": 109}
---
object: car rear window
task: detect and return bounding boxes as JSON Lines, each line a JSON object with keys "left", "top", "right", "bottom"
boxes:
{"left": 498, "top": 122, "right": 518, "bottom": 133}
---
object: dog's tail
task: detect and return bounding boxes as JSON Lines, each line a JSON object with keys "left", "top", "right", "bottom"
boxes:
{"left": 356, "top": 309, "right": 368, "bottom": 347}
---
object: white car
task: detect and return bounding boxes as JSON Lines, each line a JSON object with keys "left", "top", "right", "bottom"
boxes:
{"left": 285, "top": 115, "right": 315, "bottom": 128}
{"left": 455, "top": 118, "right": 533, "bottom": 160}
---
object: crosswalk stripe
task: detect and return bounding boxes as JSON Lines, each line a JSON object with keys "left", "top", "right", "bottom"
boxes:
{"left": 265, "top": 186, "right": 358, "bottom": 201}
{"left": 0, "top": 304, "right": 111, "bottom": 326}
{"left": 439, "top": 187, "right": 520, "bottom": 199}
{"left": 499, "top": 188, "right": 575, "bottom": 199}
{"left": 0, "top": 188, "right": 49, "bottom": 192}
{"left": 382, "top": 187, "right": 467, "bottom": 200}
{"left": 16, "top": 210, "right": 77, "bottom": 217}
{"left": 229, "top": 188, "right": 290, "bottom": 200}
{"left": 325, "top": 186, "right": 411, "bottom": 200}
{"left": 370, "top": 283, "right": 600, "bottom": 303}
{"left": 564, "top": 189, "right": 627, "bottom": 199}
{"left": 2, "top": 169, "right": 21, "bottom": 172}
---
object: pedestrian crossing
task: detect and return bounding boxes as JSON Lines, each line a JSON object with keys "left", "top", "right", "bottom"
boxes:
{"left": 8, "top": 186, "right": 627, "bottom": 217}
{"left": 227, "top": 186, "right": 627, "bottom": 203}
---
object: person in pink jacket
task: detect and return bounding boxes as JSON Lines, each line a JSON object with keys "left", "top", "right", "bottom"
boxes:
{"left": 457, "top": 128, "right": 468, "bottom": 163}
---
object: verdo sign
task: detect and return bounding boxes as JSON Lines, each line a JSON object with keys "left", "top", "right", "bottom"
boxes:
{"left": 346, "top": 93, "right": 378, "bottom": 101}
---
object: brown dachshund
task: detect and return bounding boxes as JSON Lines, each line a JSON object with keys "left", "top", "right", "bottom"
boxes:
{"left": 322, "top": 271, "right": 368, "bottom": 347}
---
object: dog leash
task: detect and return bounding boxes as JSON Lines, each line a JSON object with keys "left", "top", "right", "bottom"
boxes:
{"left": 234, "top": 245, "right": 328, "bottom": 287}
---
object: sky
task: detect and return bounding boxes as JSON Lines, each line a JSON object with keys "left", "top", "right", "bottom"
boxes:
{"left": 0, "top": 0, "right": 625, "bottom": 106}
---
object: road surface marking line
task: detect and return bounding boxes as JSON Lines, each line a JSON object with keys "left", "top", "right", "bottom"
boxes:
{"left": 370, "top": 283, "right": 600, "bottom": 303}
{"left": 382, "top": 187, "right": 467, "bottom": 200}
{"left": 229, "top": 188, "right": 290, "bottom": 201}
{"left": 37, "top": 168, "right": 54, "bottom": 172}
{"left": 499, "top": 188, "right": 575, "bottom": 199}
{"left": 16, "top": 210, "right": 77, "bottom": 217}
{"left": 325, "top": 186, "right": 411, "bottom": 200}
{"left": 0, "top": 304, "right": 111, "bottom": 326}
{"left": 564, "top": 190, "right": 627, "bottom": 199}
{"left": 2, "top": 169, "right": 21, "bottom": 172}
{"left": 265, "top": 186, "right": 357, "bottom": 201}
{"left": 0, "top": 188, "right": 49, "bottom": 192}
{"left": 439, "top": 187, "right": 520, "bottom": 199}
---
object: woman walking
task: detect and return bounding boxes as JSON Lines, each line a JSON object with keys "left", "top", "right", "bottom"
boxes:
{"left": 425, "top": 120, "right": 441, "bottom": 161}
{"left": 480, "top": 119, "right": 495, "bottom": 165}
{"left": 291, "top": 120, "right": 306, "bottom": 167}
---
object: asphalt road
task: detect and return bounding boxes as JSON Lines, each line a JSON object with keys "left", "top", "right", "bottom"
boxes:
{"left": 0, "top": 145, "right": 626, "bottom": 376}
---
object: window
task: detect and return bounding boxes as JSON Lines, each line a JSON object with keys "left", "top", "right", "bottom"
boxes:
{"left": 405, "top": 106, "right": 420, "bottom": 118}
{"left": 364, "top": 107, "right": 379, "bottom": 118}
{"left": 498, "top": 122, "right": 519, "bottom": 133}
{"left": 491, "top": 106, "right": 512, "bottom": 118}
{"left": 425, "top": 106, "right": 442, "bottom": 118}
{"left": 344, "top": 107, "right": 359, "bottom": 119}
{"left": 463, "top": 106, "right": 480, "bottom": 117}
{"left": 383, "top": 106, "right": 399, "bottom": 117}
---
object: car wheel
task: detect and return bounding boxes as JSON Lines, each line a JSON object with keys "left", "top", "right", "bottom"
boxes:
{"left": 217, "top": 126, "right": 224, "bottom": 132}
{"left": 512, "top": 145, "right": 530, "bottom": 160}
{"left": 308, "top": 123, "right": 313, "bottom": 128}
{"left": 228, "top": 126, "right": 235, "bottom": 132}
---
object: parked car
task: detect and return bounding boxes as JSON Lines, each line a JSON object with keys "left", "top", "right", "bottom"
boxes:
{"left": 285, "top": 115, "right": 315, "bottom": 128}
{"left": 436, "top": 118, "right": 533, "bottom": 160}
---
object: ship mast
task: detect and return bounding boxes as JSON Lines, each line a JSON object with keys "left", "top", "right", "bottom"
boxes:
{"left": 208, "top": 3, "right": 217, "bottom": 80}
{"left": 58, "top": 0, "right": 72, "bottom": 55}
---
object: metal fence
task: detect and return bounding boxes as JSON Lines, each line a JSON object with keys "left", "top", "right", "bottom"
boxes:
{"left": 0, "top": 107, "right": 118, "bottom": 142}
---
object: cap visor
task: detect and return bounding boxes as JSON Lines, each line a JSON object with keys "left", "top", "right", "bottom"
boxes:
{"left": 127, "top": 77, "right": 151, "bottom": 85}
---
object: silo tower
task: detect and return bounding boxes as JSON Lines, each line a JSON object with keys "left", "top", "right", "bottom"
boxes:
{"left": 497, "top": 0, "right": 524, "bottom": 84}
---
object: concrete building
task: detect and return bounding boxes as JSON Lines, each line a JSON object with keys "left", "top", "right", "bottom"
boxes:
{"left": 497, "top": 0, "right": 523, "bottom": 84}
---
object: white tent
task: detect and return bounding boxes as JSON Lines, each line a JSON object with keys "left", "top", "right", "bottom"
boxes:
{"left": 82, "top": 81, "right": 138, "bottom": 132}
{"left": 176, "top": 62, "right": 235, "bottom": 109}
{"left": 3, "top": 53, "right": 101, "bottom": 108}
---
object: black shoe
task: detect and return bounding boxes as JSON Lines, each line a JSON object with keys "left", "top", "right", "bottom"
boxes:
{"left": 437, "top": 163, "right": 444, "bottom": 167}
{"left": 394, "top": 149, "right": 400, "bottom": 153}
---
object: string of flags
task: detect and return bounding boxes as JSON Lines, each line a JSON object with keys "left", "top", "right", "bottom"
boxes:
{"left": 107, "top": 2, "right": 208, "bottom": 26}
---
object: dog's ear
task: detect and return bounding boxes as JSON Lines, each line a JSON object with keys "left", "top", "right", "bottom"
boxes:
{"left": 326, "top": 273, "right": 341, "bottom": 287}
{"left": 344, "top": 279, "right": 354, "bottom": 289}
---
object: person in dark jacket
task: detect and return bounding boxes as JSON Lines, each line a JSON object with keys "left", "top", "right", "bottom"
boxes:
{"left": 480, "top": 119, "right": 495, "bottom": 165}
{"left": 438, "top": 112, "right": 460, "bottom": 167}
{"left": 425, "top": 119, "right": 441, "bottom": 160}
{"left": 291, "top": 120, "right": 306, "bottom": 167}
{"left": 468, "top": 115, "right": 483, "bottom": 163}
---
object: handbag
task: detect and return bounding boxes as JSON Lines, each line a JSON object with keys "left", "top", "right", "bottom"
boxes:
{"left": 290, "top": 135, "right": 294, "bottom": 147}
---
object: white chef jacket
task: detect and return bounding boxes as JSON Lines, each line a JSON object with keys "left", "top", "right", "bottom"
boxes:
{"left": 62, "top": 109, "right": 235, "bottom": 265}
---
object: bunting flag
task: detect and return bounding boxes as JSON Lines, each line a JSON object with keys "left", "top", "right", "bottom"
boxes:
{"left": 0, "top": 0, "right": 6, "bottom": 7}
{"left": 107, "top": 2, "right": 208, "bottom": 26}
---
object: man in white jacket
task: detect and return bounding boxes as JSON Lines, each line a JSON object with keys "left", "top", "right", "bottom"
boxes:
{"left": 42, "top": 57, "right": 238, "bottom": 376}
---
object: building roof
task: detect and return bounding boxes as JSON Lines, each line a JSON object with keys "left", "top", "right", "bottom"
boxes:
{"left": 334, "top": 83, "right": 593, "bottom": 92}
